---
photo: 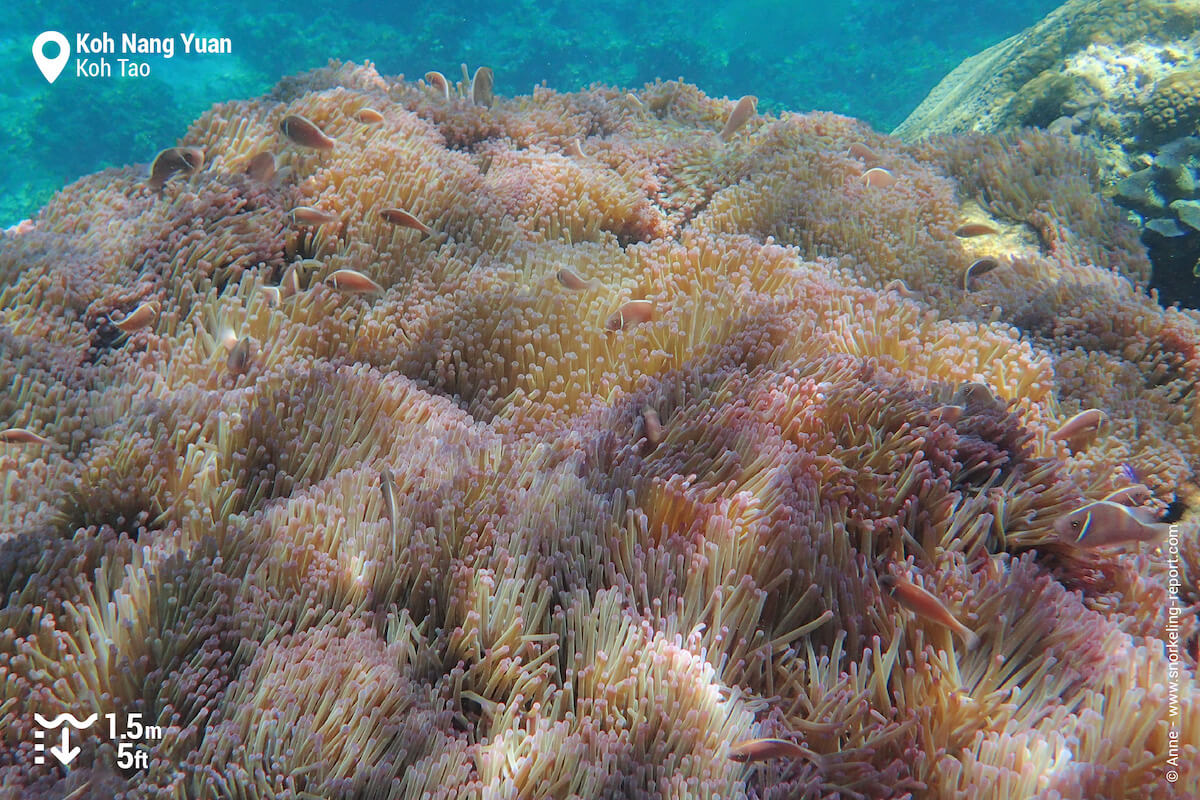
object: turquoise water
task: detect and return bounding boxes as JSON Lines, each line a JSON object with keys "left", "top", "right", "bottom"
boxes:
{"left": 4, "top": 0, "right": 1058, "bottom": 227}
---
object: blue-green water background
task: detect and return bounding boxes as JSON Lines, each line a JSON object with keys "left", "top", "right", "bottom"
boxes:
{"left": 4, "top": 0, "right": 1059, "bottom": 227}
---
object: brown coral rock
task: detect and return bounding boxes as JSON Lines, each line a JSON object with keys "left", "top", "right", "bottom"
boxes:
{"left": 893, "top": 0, "right": 1200, "bottom": 141}
{"left": 1142, "top": 69, "right": 1200, "bottom": 145}
{"left": 894, "top": 0, "right": 1200, "bottom": 306}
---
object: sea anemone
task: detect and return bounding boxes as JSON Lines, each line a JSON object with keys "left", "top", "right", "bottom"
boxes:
{"left": 0, "top": 61, "right": 1195, "bottom": 798}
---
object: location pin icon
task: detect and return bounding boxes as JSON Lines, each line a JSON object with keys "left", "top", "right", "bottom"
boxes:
{"left": 33, "top": 31, "right": 70, "bottom": 84}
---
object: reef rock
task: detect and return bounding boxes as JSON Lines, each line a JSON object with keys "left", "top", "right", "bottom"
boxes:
{"left": 894, "top": 0, "right": 1200, "bottom": 305}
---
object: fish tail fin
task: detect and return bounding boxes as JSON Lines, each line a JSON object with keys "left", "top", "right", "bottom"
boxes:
{"left": 960, "top": 627, "right": 981, "bottom": 651}
{"left": 798, "top": 746, "right": 827, "bottom": 772}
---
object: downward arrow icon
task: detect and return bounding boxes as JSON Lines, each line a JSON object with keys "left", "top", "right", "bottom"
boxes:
{"left": 49, "top": 727, "right": 79, "bottom": 766}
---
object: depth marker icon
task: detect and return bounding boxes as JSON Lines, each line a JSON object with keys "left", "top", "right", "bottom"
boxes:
{"left": 32, "top": 713, "right": 96, "bottom": 766}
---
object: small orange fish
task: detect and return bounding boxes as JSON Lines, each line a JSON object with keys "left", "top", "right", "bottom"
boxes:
{"left": 1102, "top": 484, "right": 1152, "bottom": 507}
{"left": 719, "top": 95, "right": 757, "bottom": 142}
{"left": 472, "top": 66, "right": 494, "bottom": 108}
{"left": 861, "top": 167, "right": 897, "bottom": 188}
{"left": 326, "top": 269, "right": 383, "bottom": 294}
{"left": 962, "top": 257, "right": 999, "bottom": 291}
{"left": 1054, "top": 500, "right": 1167, "bottom": 548}
{"left": 642, "top": 406, "right": 664, "bottom": 449}
{"left": 847, "top": 142, "right": 881, "bottom": 163}
{"left": 954, "top": 381, "right": 997, "bottom": 408}
{"left": 564, "top": 139, "right": 587, "bottom": 158}
{"left": 113, "top": 300, "right": 159, "bottom": 333}
{"left": 0, "top": 428, "right": 50, "bottom": 445}
{"left": 555, "top": 268, "right": 597, "bottom": 290}
{"left": 380, "top": 468, "right": 397, "bottom": 535}
{"left": 291, "top": 207, "right": 338, "bottom": 226}
{"left": 880, "top": 574, "right": 979, "bottom": 649}
{"left": 955, "top": 222, "right": 999, "bottom": 237}
{"left": 245, "top": 152, "right": 276, "bottom": 182}
{"left": 605, "top": 300, "right": 655, "bottom": 331}
{"left": 380, "top": 208, "right": 432, "bottom": 236}
{"left": 931, "top": 404, "right": 964, "bottom": 424}
{"left": 728, "top": 738, "right": 822, "bottom": 766}
{"left": 227, "top": 337, "right": 254, "bottom": 375}
{"left": 279, "top": 114, "right": 335, "bottom": 150}
{"left": 424, "top": 71, "right": 451, "bottom": 100}
{"left": 1049, "top": 408, "right": 1107, "bottom": 452}
{"left": 355, "top": 107, "right": 384, "bottom": 124}
{"left": 148, "top": 146, "right": 204, "bottom": 191}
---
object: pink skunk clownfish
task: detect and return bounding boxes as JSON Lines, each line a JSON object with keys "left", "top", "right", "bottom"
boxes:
{"left": 879, "top": 574, "right": 979, "bottom": 649}
{"left": 1102, "top": 484, "right": 1153, "bottom": 507}
{"left": 1049, "top": 408, "right": 1107, "bottom": 453}
{"left": 728, "top": 738, "right": 824, "bottom": 768}
{"left": 1054, "top": 500, "right": 1168, "bottom": 548}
